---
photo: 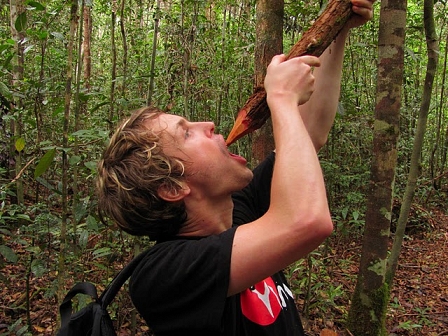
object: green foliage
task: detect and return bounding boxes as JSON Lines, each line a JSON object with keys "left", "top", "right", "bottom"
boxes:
{"left": 34, "top": 147, "right": 56, "bottom": 178}
{"left": 2, "top": 318, "right": 32, "bottom": 336}
{"left": 396, "top": 320, "right": 422, "bottom": 331}
{"left": 0, "top": 0, "right": 447, "bottom": 333}
{"left": 286, "top": 249, "right": 349, "bottom": 323}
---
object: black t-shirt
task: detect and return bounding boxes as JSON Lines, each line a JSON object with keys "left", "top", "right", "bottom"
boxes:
{"left": 130, "top": 152, "right": 305, "bottom": 335}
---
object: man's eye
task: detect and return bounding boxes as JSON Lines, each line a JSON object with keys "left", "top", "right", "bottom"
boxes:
{"left": 185, "top": 129, "right": 190, "bottom": 139}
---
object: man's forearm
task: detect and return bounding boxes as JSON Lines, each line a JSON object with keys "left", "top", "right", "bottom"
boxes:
{"left": 300, "top": 29, "right": 349, "bottom": 151}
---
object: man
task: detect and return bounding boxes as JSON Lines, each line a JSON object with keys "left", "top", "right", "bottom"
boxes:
{"left": 97, "top": 1, "right": 374, "bottom": 334}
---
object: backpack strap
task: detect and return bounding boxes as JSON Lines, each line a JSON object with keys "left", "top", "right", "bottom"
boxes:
{"left": 59, "top": 282, "right": 99, "bottom": 328}
{"left": 99, "top": 249, "right": 148, "bottom": 308}
{"left": 59, "top": 249, "right": 148, "bottom": 329}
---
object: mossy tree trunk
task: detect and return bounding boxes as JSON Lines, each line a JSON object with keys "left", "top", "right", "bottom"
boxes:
{"left": 346, "top": 0, "right": 407, "bottom": 334}
{"left": 386, "top": 0, "right": 439, "bottom": 287}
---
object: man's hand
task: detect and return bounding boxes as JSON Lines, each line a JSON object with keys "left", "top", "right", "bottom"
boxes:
{"left": 265, "top": 54, "right": 321, "bottom": 107}
{"left": 347, "top": 0, "right": 375, "bottom": 29}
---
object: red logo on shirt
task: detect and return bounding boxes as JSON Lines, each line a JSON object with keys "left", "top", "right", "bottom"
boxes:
{"left": 240, "top": 277, "right": 282, "bottom": 326}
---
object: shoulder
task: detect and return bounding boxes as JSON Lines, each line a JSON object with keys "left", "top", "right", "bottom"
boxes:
{"left": 129, "top": 228, "right": 238, "bottom": 330}
{"left": 131, "top": 227, "right": 237, "bottom": 284}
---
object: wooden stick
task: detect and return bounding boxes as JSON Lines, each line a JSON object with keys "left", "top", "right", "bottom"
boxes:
{"left": 226, "top": 0, "right": 353, "bottom": 145}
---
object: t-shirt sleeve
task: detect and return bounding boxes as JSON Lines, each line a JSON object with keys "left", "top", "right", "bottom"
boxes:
{"left": 232, "top": 152, "right": 275, "bottom": 225}
{"left": 130, "top": 227, "right": 237, "bottom": 335}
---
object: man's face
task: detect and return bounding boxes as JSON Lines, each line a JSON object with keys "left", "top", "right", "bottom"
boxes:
{"left": 146, "top": 113, "right": 253, "bottom": 199}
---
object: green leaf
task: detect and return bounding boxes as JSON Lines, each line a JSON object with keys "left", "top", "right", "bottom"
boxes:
{"left": 15, "top": 12, "right": 27, "bottom": 32}
{"left": 27, "top": 1, "right": 46, "bottom": 10}
{"left": 92, "top": 247, "right": 111, "bottom": 259}
{"left": 16, "top": 214, "right": 31, "bottom": 221}
{"left": 0, "top": 245, "right": 18, "bottom": 263}
{"left": 31, "top": 258, "right": 47, "bottom": 278}
{"left": 84, "top": 161, "right": 98, "bottom": 172}
{"left": 24, "top": 45, "right": 34, "bottom": 54}
{"left": 86, "top": 215, "right": 99, "bottom": 231}
{"left": 15, "top": 137, "right": 25, "bottom": 152}
{"left": 50, "top": 31, "right": 65, "bottom": 41}
{"left": 91, "top": 101, "right": 109, "bottom": 113}
{"left": 79, "top": 229, "right": 89, "bottom": 249}
{"left": 52, "top": 106, "right": 64, "bottom": 117}
{"left": 37, "top": 30, "right": 48, "bottom": 40}
{"left": 34, "top": 148, "right": 56, "bottom": 178}
{"left": 0, "top": 228, "right": 13, "bottom": 236}
{"left": 69, "top": 155, "right": 81, "bottom": 166}
{"left": 71, "top": 129, "right": 108, "bottom": 140}
{"left": 74, "top": 202, "right": 87, "bottom": 224}
{"left": 0, "top": 82, "right": 12, "bottom": 100}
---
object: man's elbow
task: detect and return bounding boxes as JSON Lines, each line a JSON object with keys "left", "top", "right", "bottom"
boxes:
{"left": 298, "top": 212, "right": 333, "bottom": 242}
{"left": 314, "top": 134, "right": 329, "bottom": 152}
{"left": 318, "top": 216, "right": 334, "bottom": 239}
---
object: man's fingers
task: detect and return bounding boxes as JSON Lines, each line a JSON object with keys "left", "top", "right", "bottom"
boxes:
{"left": 270, "top": 54, "right": 287, "bottom": 66}
{"left": 352, "top": 5, "right": 373, "bottom": 20}
{"left": 299, "top": 55, "right": 321, "bottom": 68}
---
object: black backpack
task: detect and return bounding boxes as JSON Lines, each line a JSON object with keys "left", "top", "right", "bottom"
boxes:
{"left": 56, "top": 250, "right": 147, "bottom": 336}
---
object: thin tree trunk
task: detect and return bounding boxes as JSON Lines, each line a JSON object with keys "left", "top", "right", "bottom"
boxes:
{"left": 437, "top": 32, "right": 448, "bottom": 182}
{"left": 147, "top": 0, "right": 160, "bottom": 106}
{"left": 110, "top": 1, "right": 117, "bottom": 132}
{"left": 180, "top": 0, "right": 198, "bottom": 120}
{"left": 9, "top": 0, "right": 25, "bottom": 206}
{"left": 347, "top": 0, "right": 407, "bottom": 334}
{"left": 72, "top": 0, "right": 85, "bottom": 253}
{"left": 120, "top": 0, "right": 128, "bottom": 107}
{"left": 32, "top": 29, "right": 49, "bottom": 207}
{"left": 216, "top": 4, "right": 227, "bottom": 128}
{"left": 58, "top": 0, "right": 78, "bottom": 313}
{"left": 83, "top": 4, "right": 92, "bottom": 90}
{"left": 386, "top": 0, "right": 439, "bottom": 285}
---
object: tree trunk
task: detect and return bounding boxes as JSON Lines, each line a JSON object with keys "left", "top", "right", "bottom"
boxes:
{"left": 435, "top": 32, "right": 447, "bottom": 185}
{"left": 346, "top": 0, "right": 407, "bottom": 334}
{"left": 58, "top": 0, "right": 78, "bottom": 313}
{"left": 216, "top": 4, "right": 228, "bottom": 128}
{"left": 181, "top": 0, "right": 198, "bottom": 120}
{"left": 83, "top": 3, "right": 92, "bottom": 90}
{"left": 72, "top": 0, "right": 86, "bottom": 253}
{"left": 110, "top": 1, "right": 117, "bottom": 133}
{"left": 147, "top": 0, "right": 161, "bottom": 106}
{"left": 251, "top": 0, "right": 283, "bottom": 165}
{"left": 9, "top": 0, "right": 25, "bottom": 206}
{"left": 119, "top": 0, "right": 128, "bottom": 108}
{"left": 386, "top": 0, "right": 439, "bottom": 286}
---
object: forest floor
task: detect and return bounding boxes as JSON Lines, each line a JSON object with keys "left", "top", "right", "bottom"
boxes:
{"left": 304, "top": 207, "right": 448, "bottom": 336}
{"left": 1, "top": 208, "right": 447, "bottom": 336}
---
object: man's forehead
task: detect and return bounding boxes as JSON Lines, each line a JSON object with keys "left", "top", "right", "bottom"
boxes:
{"left": 147, "top": 113, "right": 185, "bottom": 129}
{"left": 145, "top": 114, "right": 187, "bottom": 147}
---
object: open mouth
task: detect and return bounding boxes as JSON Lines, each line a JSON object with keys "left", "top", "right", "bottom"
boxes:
{"left": 229, "top": 152, "right": 247, "bottom": 165}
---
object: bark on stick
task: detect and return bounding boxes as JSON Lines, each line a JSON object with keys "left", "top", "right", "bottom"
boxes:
{"left": 226, "top": 0, "right": 353, "bottom": 145}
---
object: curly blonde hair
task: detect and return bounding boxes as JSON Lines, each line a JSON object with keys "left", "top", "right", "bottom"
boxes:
{"left": 96, "top": 106, "right": 187, "bottom": 240}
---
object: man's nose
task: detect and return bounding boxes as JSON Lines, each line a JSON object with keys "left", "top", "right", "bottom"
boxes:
{"left": 199, "top": 122, "right": 215, "bottom": 137}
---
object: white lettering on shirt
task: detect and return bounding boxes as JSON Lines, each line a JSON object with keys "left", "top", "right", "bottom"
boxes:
{"left": 251, "top": 281, "right": 282, "bottom": 317}
{"left": 277, "top": 283, "right": 294, "bottom": 308}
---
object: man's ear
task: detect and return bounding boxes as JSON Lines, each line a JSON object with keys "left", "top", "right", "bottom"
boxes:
{"left": 157, "top": 183, "right": 190, "bottom": 202}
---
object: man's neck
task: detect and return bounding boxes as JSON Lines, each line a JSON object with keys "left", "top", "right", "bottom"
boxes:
{"left": 177, "top": 194, "right": 234, "bottom": 237}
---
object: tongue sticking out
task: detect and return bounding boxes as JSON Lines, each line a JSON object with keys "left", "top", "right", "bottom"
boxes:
{"left": 229, "top": 152, "right": 247, "bottom": 165}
